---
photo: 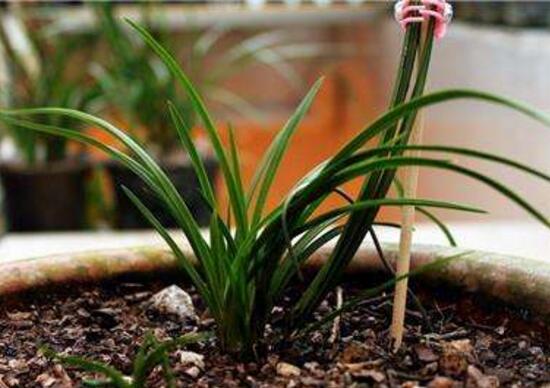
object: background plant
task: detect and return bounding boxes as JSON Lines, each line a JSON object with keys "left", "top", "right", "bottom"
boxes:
{"left": 1, "top": 17, "right": 549, "bottom": 360}
{"left": 92, "top": 2, "right": 335, "bottom": 158}
{"left": 0, "top": 9, "right": 99, "bottom": 165}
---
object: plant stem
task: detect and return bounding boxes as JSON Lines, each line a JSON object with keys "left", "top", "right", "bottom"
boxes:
{"left": 390, "top": 25, "right": 428, "bottom": 352}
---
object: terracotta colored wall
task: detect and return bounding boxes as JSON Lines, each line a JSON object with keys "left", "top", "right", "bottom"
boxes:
{"left": 215, "top": 22, "right": 387, "bottom": 216}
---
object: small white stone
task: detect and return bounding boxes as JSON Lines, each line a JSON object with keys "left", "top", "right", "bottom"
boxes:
{"left": 179, "top": 351, "right": 205, "bottom": 370}
{"left": 185, "top": 366, "right": 202, "bottom": 379}
{"left": 276, "top": 362, "right": 301, "bottom": 377}
{"left": 149, "top": 285, "right": 197, "bottom": 321}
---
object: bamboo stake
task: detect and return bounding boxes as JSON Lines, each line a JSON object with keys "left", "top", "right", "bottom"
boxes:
{"left": 390, "top": 25, "right": 427, "bottom": 352}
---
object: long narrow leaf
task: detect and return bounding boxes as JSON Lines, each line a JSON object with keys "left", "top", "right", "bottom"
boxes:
{"left": 332, "top": 89, "right": 550, "bottom": 164}
{"left": 41, "top": 348, "right": 130, "bottom": 388}
{"left": 331, "top": 157, "right": 549, "bottom": 227}
{"left": 168, "top": 101, "right": 217, "bottom": 206}
{"left": 250, "top": 77, "right": 323, "bottom": 227}
{"left": 393, "top": 178, "right": 456, "bottom": 246}
{"left": 125, "top": 19, "right": 248, "bottom": 234}
{"left": 295, "top": 197, "right": 485, "bottom": 237}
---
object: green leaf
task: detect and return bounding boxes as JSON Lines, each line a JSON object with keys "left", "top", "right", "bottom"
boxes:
{"left": 133, "top": 332, "right": 210, "bottom": 388}
{"left": 365, "top": 144, "right": 550, "bottom": 183}
{"left": 125, "top": 18, "right": 248, "bottom": 234}
{"left": 41, "top": 347, "right": 131, "bottom": 388}
{"left": 393, "top": 178, "right": 456, "bottom": 246}
{"left": 332, "top": 89, "right": 550, "bottom": 164}
{"left": 250, "top": 77, "right": 323, "bottom": 227}
{"left": 168, "top": 102, "right": 217, "bottom": 207}
{"left": 271, "top": 224, "right": 342, "bottom": 301}
{"left": 331, "top": 156, "right": 549, "bottom": 227}
{"left": 296, "top": 197, "right": 485, "bottom": 236}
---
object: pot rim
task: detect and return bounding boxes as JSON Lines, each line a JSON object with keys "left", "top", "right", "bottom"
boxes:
{"left": 1, "top": 241, "right": 549, "bottom": 319}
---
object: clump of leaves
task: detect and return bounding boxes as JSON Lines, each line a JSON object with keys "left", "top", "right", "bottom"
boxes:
{"left": 41, "top": 331, "right": 209, "bottom": 388}
{"left": 0, "top": 8, "right": 99, "bottom": 165}
{"left": 1, "top": 17, "right": 549, "bottom": 359}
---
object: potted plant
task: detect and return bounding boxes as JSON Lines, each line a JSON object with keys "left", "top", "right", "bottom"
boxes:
{"left": 0, "top": 6, "right": 549, "bottom": 386}
{"left": 92, "top": 2, "right": 329, "bottom": 229}
{"left": 0, "top": 10, "right": 99, "bottom": 231}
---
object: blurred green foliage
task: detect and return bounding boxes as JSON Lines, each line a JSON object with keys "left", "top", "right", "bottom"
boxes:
{"left": 0, "top": 8, "right": 100, "bottom": 165}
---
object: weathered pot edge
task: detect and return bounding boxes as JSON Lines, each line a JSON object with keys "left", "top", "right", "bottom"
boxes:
{"left": 1, "top": 242, "right": 549, "bottom": 318}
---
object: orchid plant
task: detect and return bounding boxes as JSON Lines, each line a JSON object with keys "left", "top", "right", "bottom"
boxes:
{"left": 1, "top": 11, "right": 549, "bottom": 366}
{"left": 0, "top": 10, "right": 99, "bottom": 165}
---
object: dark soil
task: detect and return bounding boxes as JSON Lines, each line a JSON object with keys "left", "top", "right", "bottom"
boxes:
{"left": 0, "top": 278, "right": 548, "bottom": 387}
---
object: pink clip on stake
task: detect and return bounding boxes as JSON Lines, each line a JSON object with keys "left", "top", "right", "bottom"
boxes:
{"left": 394, "top": 0, "right": 453, "bottom": 39}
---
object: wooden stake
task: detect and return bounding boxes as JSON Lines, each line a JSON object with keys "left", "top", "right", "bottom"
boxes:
{"left": 390, "top": 26, "right": 427, "bottom": 352}
{"left": 390, "top": 113, "right": 424, "bottom": 351}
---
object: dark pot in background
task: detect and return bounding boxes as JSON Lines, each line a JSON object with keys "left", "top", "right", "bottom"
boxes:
{"left": 0, "top": 162, "right": 90, "bottom": 232}
{"left": 455, "top": 2, "right": 550, "bottom": 27}
{"left": 106, "top": 157, "right": 218, "bottom": 229}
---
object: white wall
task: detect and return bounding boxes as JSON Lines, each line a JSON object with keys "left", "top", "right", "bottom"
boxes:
{"left": 371, "top": 19, "right": 550, "bottom": 222}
